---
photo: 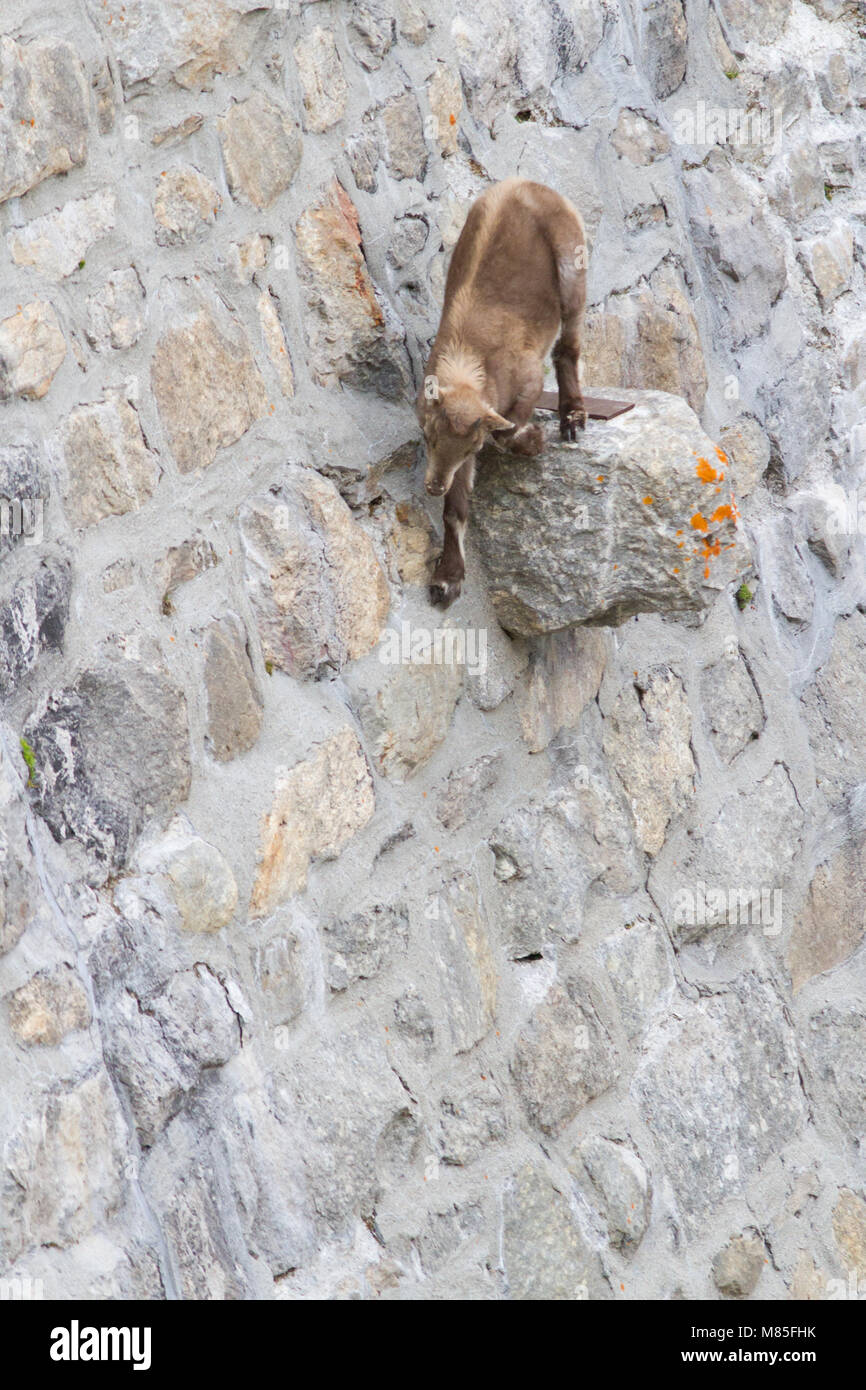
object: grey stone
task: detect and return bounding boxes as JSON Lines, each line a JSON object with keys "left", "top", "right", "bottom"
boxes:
{"left": 25, "top": 647, "right": 191, "bottom": 872}
{"left": 634, "top": 976, "right": 804, "bottom": 1235}
{"left": 788, "top": 841, "right": 866, "bottom": 992}
{"left": 0, "top": 557, "right": 71, "bottom": 699}
{"left": 202, "top": 614, "right": 262, "bottom": 762}
{"left": 85, "top": 269, "right": 146, "bottom": 352}
{"left": 641, "top": 0, "right": 688, "bottom": 98}
{"left": 294, "top": 27, "right": 348, "bottom": 133}
{"left": 7, "top": 189, "right": 116, "bottom": 280}
{"left": 511, "top": 977, "right": 618, "bottom": 1136}
{"left": 432, "top": 872, "right": 497, "bottom": 1053}
{"left": 472, "top": 392, "right": 748, "bottom": 635}
{"left": 153, "top": 166, "right": 221, "bottom": 246}
{"left": 597, "top": 918, "right": 676, "bottom": 1042}
{"left": 603, "top": 667, "right": 696, "bottom": 855}
{"left": 1, "top": 1072, "right": 128, "bottom": 1263}
{"left": 324, "top": 904, "right": 409, "bottom": 991}
{"left": 503, "top": 1162, "right": 607, "bottom": 1300}
{"left": 295, "top": 179, "right": 409, "bottom": 399}
{"left": 380, "top": 92, "right": 427, "bottom": 180}
{"left": 687, "top": 159, "right": 787, "bottom": 346}
{"left": 574, "top": 1136, "right": 652, "bottom": 1254}
{"left": 802, "top": 611, "right": 866, "bottom": 798}
{"left": 712, "top": 1233, "right": 766, "bottom": 1296}
{"left": 0, "top": 37, "right": 89, "bottom": 204}
{"left": 218, "top": 92, "right": 302, "bottom": 209}
{"left": 435, "top": 753, "right": 503, "bottom": 830}
{"left": 153, "top": 534, "right": 218, "bottom": 606}
{"left": 803, "top": 1006, "right": 866, "bottom": 1140}
{"left": 438, "top": 1081, "right": 507, "bottom": 1165}
{"left": 490, "top": 775, "right": 640, "bottom": 957}
{"left": 700, "top": 651, "right": 764, "bottom": 762}
{"left": 717, "top": 415, "right": 771, "bottom": 498}
{"left": 239, "top": 469, "right": 390, "bottom": 682}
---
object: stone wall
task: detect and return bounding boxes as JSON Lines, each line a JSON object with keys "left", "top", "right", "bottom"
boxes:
{"left": 1, "top": 0, "right": 865, "bottom": 1300}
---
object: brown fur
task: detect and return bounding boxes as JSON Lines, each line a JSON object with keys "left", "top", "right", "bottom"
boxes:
{"left": 417, "top": 177, "right": 587, "bottom": 605}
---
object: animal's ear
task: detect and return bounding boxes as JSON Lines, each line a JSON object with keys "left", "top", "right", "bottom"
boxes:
{"left": 481, "top": 404, "right": 516, "bottom": 432}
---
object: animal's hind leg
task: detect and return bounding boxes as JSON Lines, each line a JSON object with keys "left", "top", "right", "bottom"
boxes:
{"left": 430, "top": 456, "right": 475, "bottom": 607}
{"left": 552, "top": 231, "right": 588, "bottom": 441}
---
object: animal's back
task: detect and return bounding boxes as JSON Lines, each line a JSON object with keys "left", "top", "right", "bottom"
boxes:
{"left": 440, "top": 178, "right": 584, "bottom": 345}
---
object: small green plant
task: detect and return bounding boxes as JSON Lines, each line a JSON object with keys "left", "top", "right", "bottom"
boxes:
{"left": 723, "top": 65, "right": 739, "bottom": 80}
{"left": 264, "top": 659, "right": 274, "bottom": 676}
{"left": 825, "top": 183, "right": 834, "bottom": 201}
{"left": 78, "top": 258, "right": 85, "bottom": 268}
{"left": 19, "top": 736, "right": 37, "bottom": 787}
{"left": 736, "top": 582, "right": 752, "bottom": 610}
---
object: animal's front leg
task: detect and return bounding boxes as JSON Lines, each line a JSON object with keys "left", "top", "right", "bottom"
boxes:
{"left": 430, "top": 457, "right": 474, "bottom": 607}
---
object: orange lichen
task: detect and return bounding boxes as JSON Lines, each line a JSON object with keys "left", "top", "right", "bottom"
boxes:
{"left": 695, "top": 457, "right": 718, "bottom": 483}
{"left": 710, "top": 504, "right": 733, "bottom": 523}
{"left": 690, "top": 512, "right": 708, "bottom": 532}
{"left": 643, "top": 496, "right": 653, "bottom": 505}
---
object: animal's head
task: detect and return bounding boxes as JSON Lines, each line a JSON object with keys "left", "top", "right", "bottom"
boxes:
{"left": 417, "top": 371, "right": 513, "bottom": 496}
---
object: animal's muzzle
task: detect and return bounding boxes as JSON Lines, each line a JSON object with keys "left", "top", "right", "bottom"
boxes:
{"left": 425, "top": 479, "right": 446, "bottom": 496}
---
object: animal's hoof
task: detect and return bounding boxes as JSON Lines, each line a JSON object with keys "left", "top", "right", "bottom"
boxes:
{"left": 560, "top": 408, "right": 587, "bottom": 441}
{"left": 430, "top": 576, "right": 462, "bottom": 607}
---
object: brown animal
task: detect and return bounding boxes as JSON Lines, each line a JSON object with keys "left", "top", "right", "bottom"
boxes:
{"left": 417, "top": 177, "right": 587, "bottom": 606}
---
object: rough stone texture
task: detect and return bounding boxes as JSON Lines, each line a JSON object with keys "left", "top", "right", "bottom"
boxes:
{"left": 802, "top": 612, "right": 866, "bottom": 798}
{"left": 583, "top": 265, "right": 708, "bottom": 414}
{"left": 574, "top": 1136, "right": 652, "bottom": 1255}
{"left": 503, "top": 1162, "right": 606, "bottom": 1300}
{"left": 0, "top": 557, "right": 71, "bottom": 699}
{"left": 602, "top": 667, "right": 696, "bottom": 855}
{"left": 432, "top": 872, "right": 497, "bottom": 1053}
{"left": 7, "top": 189, "right": 116, "bottom": 280}
{"left": 712, "top": 1234, "right": 766, "bottom": 1297}
{"left": 85, "top": 269, "right": 146, "bottom": 352}
{"left": 295, "top": 180, "right": 409, "bottom": 399}
{"left": 217, "top": 93, "right": 302, "bottom": 209}
{"left": 324, "top": 904, "right": 409, "bottom": 992}
{"left": 53, "top": 390, "right": 160, "bottom": 527}
{"left": 473, "top": 394, "right": 748, "bottom": 635}
{"left": 699, "top": 651, "right": 764, "bottom": 762}
{"left": 25, "top": 648, "right": 191, "bottom": 872}
{"left": 511, "top": 977, "right": 618, "bottom": 1136}
{"left": 251, "top": 729, "right": 375, "bottom": 916}
{"left": 294, "top": 27, "right": 348, "bottom": 133}
{"left": 490, "top": 776, "right": 640, "bottom": 956}
{"left": 0, "top": 301, "right": 66, "bottom": 401}
{"left": 153, "top": 167, "right": 221, "bottom": 247}
{"left": 239, "top": 469, "right": 390, "bottom": 681}
{"left": 0, "top": 0, "right": 864, "bottom": 1305}
{"left": 0, "top": 36, "right": 89, "bottom": 204}
{"left": 788, "top": 842, "right": 866, "bottom": 993}
{"left": 7, "top": 965, "right": 91, "bottom": 1047}
{"left": 635, "top": 977, "right": 805, "bottom": 1235}
{"left": 151, "top": 284, "right": 267, "bottom": 472}
{"left": 201, "top": 614, "right": 262, "bottom": 762}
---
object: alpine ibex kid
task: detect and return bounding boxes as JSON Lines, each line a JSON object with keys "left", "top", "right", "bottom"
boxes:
{"left": 417, "top": 177, "right": 587, "bottom": 605}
